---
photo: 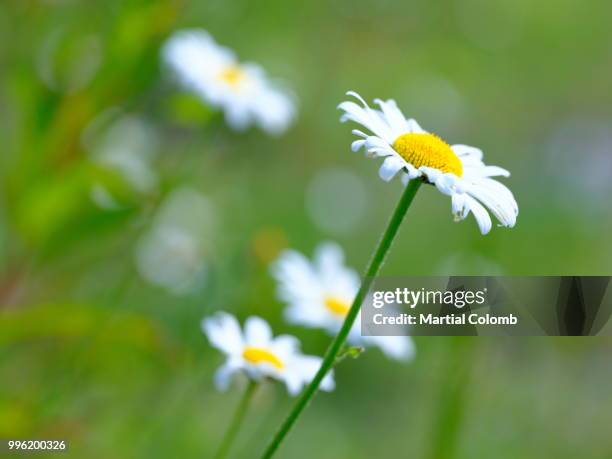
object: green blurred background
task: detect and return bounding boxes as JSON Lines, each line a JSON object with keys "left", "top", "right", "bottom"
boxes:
{"left": 1, "top": 0, "right": 611, "bottom": 457}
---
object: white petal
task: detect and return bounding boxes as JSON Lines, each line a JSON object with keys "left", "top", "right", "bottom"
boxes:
{"left": 244, "top": 316, "right": 273, "bottom": 346}
{"left": 282, "top": 370, "right": 305, "bottom": 396}
{"left": 451, "top": 193, "right": 469, "bottom": 219}
{"left": 420, "top": 166, "right": 443, "bottom": 184}
{"left": 317, "top": 247, "right": 360, "bottom": 296}
{"left": 224, "top": 103, "right": 251, "bottom": 131}
{"left": 163, "top": 30, "right": 229, "bottom": 89}
{"left": 431, "top": 173, "right": 458, "bottom": 195}
{"left": 241, "top": 61, "right": 265, "bottom": 79}
{"left": 320, "top": 371, "right": 336, "bottom": 392}
{"left": 465, "top": 182, "right": 517, "bottom": 227}
{"left": 464, "top": 195, "right": 492, "bottom": 234}
{"left": 482, "top": 166, "right": 510, "bottom": 177}
{"left": 464, "top": 165, "right": 510, "bottom": 178}
{"left": 351, "top": 139, "right": 366, "bottom": 152}
{"left": 283, "top": 304, "right": 331, "bottom": 329}
{"left": 459, "top": 157, "right": 484, "bottom": 169}
{"left": 364, "top": 135, "right": 391, "bottom": 150}
{"left": 373, "top": 98, "right": 409, "bottom": 137}
{"left": 405, "top": 164, "right": 421, "bottom": 179}
{"left": 401, "top": 166, "right": 423, "bottom": 185}
{"left": 338, "top": 91, "right": 395, "bottom": 143}
{"left": 365, "top": 335, "right": 415, "bottom": 361}
{"left": 378, "top": 156, "right": 405, "bottom": 181}
{"left": 295, "top": 355, "right": 335, "bottom": 392}
{"left": 478, "top": 178, "right": 518, "bottom": 215}
{"left": 252, "top": 86, "right": 296, "bottom": 135}
{"left": 345, "top": 90, "right": 368, "bottom": 106}
{"left": 201, "top": 312, "right": 244, "bottom": 355}
{"left": 271, "top": 334, "right": 301, "bottom": 358}
{"left": 213, "top": 361, "right": 240, "bottom": 391}
{"left": 406, "top": 118, "right": 426, "bottom": 133}
{"left": 314, "top": 242, "right": 344, "bottom": 271}
{"left": 271, "top": 250, "right": 321, "bottom": 303}
{"left": 365, "top": 144, "right": 396, "bottom": 158}
{"left": 452, "top": 144, "right": 484, "bottom": 160}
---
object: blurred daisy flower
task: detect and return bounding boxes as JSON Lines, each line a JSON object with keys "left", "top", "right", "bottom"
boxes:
{"left": 85, "top": 114, "right": 159, "bottom": 209}
{"left": 272, "top": 242, "right": 414, "bottom": 361}
{"left": 339, "top": 91, "right": 518, "bottom": 234}
{"left": 162, "top": 29, "right": 296, "bottom": 135}
{"left": 202, "top": 312, "right": 335, "bottom": 395}
{"left": 135, "top": 187, "right": 213, "bottom": 296}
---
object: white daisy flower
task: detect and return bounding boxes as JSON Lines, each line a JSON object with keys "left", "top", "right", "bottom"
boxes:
{"left": 135, "top": 187, "right": 213, "bottom": 296}
{"left": 339, "top": 91, "right": 518, "bottom": 234}
{"left": 86, "top": 114, "right": 159, "bottom": 209}
{"left": 136, "top": 225, "right": 207, "bottom": 295}
{"left": 202, "top": 312, "right": 335, "bottom": 395}
{"left": 272, "top": 242, "right": 414, "bottom": 361}
{"left": 162, "top": 29, "right": 296, "bottom": 135}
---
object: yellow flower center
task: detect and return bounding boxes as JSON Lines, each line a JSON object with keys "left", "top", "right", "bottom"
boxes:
{"left": 324, "top": 296, "right": 351, "bottom": 317}
{"left": 218, "top": 65, "right": 246, "bottom": 89}
{"left": 242, "top": 347, "right": 284, "bottom": 370}
{"left": 392, "top": 133, "right": 463, "bottom": 176}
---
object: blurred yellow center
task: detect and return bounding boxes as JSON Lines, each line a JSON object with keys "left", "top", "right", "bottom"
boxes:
{"left": 392, "top": 133, "right": 463, "bottom": 176}
{"left": 324, "top": 296, "right": 351, "bottom": 316}
{"left": 242, "top": 347, "right": 284, "bottom": 369}
{"left": 219, "top": 65, "right": 246, "bottom": 88}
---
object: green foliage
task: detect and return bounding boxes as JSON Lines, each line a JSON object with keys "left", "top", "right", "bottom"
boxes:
{"left": 0, "top": 0, "right": 611, "bottom": 457}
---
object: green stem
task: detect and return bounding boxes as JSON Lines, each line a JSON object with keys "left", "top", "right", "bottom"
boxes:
{"left": 427, "top": 337, "right": 475, "bottom": 459}
{"left": 260, "top": 179, "right": 422, "bottom": 459}
{"left": 213, "top": 380, "right": 258, "bottom": 459}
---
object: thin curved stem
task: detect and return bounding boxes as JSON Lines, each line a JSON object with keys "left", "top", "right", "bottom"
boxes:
{"left": 260, "top": 179, "right": 422, "bottom": 459}
{"left": 213, "top": 380, "right": 258, "bottom": 459}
